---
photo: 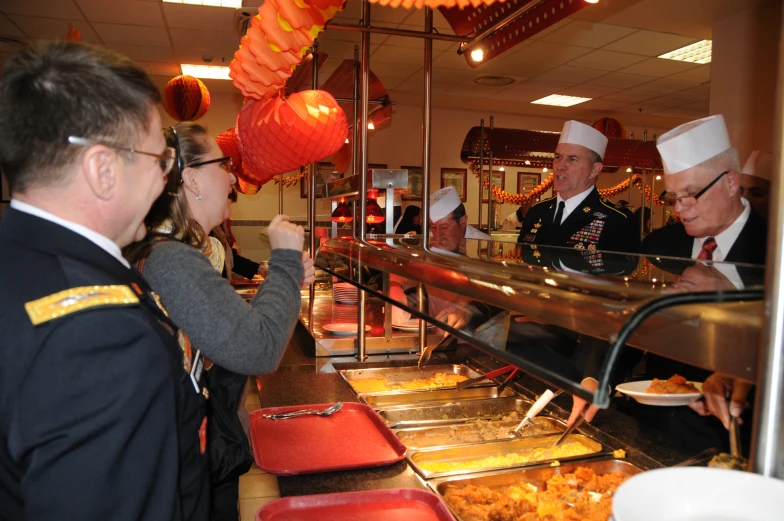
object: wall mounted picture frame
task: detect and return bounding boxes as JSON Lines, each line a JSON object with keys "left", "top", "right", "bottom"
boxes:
{"left": 517, "top": 172, "right": 541, "bottom": 194}
{"left": 481, "top": 170, "right": 505, "bottom": 203}
{"left": 401, "top": 165, "right": 423, "bottom": 200}
{"left": 440, "top": 168, "right": 467, "bottom": 202}
{"left": 300, "top": 162, "right": 334, "bottom": 198}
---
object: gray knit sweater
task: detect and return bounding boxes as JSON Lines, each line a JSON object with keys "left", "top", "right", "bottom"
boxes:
{"left": 140, "top": 241, "right": 303, "bottom": 375}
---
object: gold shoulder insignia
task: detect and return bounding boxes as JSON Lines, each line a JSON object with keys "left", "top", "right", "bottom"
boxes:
{"left": 599, "top": 198, "right": 628, "bottom": 218}
{"left": 25, "top": 285, "right": 139, "bottom": 326}
{"left": 532, "top": 196, "right": 555, "bottom": 207}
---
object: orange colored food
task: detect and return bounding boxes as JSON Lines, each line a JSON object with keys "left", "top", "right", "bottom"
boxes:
{"left": 351, "top": 373, "right": 468, "bottom": 393}
{"left": 645, "top": 374, "right": 699, "bottom": 394}
{"left": 443, "top": 467, "right": 630, "bottom": 521}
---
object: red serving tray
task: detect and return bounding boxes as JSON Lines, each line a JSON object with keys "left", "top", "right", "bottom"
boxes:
{"left": 256, "top": 488, "right": 454, "bottom": 521}
{"left": 249, "top": 402, "right": 407, "bottom": 475}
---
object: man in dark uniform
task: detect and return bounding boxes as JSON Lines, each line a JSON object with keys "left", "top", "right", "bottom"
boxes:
{"left": 0, "top": 43, "right": 208, "bottom": 520}
{"left": 518, "top": 120, "right": 640, "bottom": 274}
{"left": 636, "top": 114, "right": 765, "bottom": 454}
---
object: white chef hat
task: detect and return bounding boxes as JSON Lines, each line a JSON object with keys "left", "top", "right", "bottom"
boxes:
{"left": 559, "top": 120, "right": 609, "bottom": 160}
{"left": 377, "top": 192, "right": 403, "bottom": 208}
{"left": 429, "top": 186, "right": 462, "bottom": 222}
{"left": 741, "top": 150, "right": 773, "bottom": 181}
{"left": 657, "top": 115, "right": 732, "bottom": 175}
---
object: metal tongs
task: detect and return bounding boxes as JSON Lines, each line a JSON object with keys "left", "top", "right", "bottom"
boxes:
{"left": 263, "top": 402, "right": 343, "bottom": 420}
{"left": 512, "top": 389, "right": 560, "bottom": 436}
{"left": 456, "top": 365, "right": 518, "bottom": 390}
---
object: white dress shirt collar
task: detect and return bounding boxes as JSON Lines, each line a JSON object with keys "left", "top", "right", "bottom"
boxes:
{"left": 555, "top": 185, "right": 595, "bottom": 224}
{"left": 10, "top": 199, "right": 130, "bottom": 268}
{"left": 690, "top": 198, "right": 751, "bottom": 262}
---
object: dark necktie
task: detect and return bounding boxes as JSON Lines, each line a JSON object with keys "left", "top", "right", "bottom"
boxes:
{"left": 552, "top": 201, "right": 566, "bottom": 234}
{"left": 697, "top": 237, "right": 717, "bottom": 260}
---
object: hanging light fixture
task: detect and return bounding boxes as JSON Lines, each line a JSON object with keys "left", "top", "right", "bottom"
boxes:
{"left": 331, "top": 197, "right": 354, "bottom": 223}
{"left": 368, "top": 122, "right": 375, "bottom": 130}
{"left": 366, "top": 189, "right": 385, "bottom": 224}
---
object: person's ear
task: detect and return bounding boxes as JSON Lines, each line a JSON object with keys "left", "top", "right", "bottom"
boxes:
{"left": 725, "top": 170, "right": 741, "bottom": 196}
{"left": 459, "top": 214, "right": 468, "bottom": 231}
{"left": 589, "top": 161, "right": 603, "bottom": 181}
{"left": 181, "top": 166, "right": 201, "bottom": 199}
{"left": 82, "top": 145, "right": 118, "bottom": 201}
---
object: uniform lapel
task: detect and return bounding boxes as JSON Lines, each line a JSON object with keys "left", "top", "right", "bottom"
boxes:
{"left": 556, "top": 188, "right": 599, "bottom": 244}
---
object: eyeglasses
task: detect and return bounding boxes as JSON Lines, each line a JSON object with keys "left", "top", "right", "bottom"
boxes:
{"left": 189, "top": 156, "right": 234, "bottom": 173}
{"left": 659, "top": 171, "right": 729, "bottom": 206}
{"left": 68, "top": 136, "right": 175, "bottom": 176}
{"left": 170, "top": 126, "right": 185, "bottom": 183}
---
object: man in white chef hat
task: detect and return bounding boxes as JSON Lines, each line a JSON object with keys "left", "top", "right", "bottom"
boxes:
{"left": 429, "top": 185, "right": 491, "bottom": 255}
{"left": 517, "top": 120, "right": 639, "bottom": 255}
{"left": 739, "top": 150, "right": 773, "bottom": 219}
{"left": 643, "top": 115, "right": 767, "bottom": 265}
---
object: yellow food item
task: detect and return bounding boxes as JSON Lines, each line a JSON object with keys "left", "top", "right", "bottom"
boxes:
{"left": 420, "top": 442, "right": 593, "bottom": 473}
{"left": 443, "top": 466, "right": 631, "bottom": 521}
{"left": 351, "top": 373, "right": 468, "bottom": 393}
{"left": 613, "top": 448, "right": 626, "bottom": 459}
{"left": 645, "top": 374, "right": 699, "bottom": 394}
{"left": 550, "top": 461, "right": 560, "bottom": 467}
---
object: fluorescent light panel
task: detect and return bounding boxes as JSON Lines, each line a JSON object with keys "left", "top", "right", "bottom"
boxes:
{"left": 531, "top": 94, "right": 592, "bottom": 107}
{"left": 163, "top": 0, "right": 243, "bottom": 7}
{"left": 180, "top": 64, "right": 232, "bottom": 80}
{"left": 658, "top": 40, "right": 712, "bottom": 64}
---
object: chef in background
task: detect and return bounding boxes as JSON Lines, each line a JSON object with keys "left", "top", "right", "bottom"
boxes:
{"left": 739, "top": 150, "right": 773, "bottom": 219}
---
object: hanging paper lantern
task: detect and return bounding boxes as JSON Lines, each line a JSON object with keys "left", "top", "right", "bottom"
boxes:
{"left": 163, "top": 75, "right": 211, "bottom": 121}
{"left": 237, "top": 177, "right": 261, "bottom": 195}
{"left": 592, "top": 117, "right": 626, "bottom": 139}
{"left": 237, "top": 89, "right": 348, "bottom": 182}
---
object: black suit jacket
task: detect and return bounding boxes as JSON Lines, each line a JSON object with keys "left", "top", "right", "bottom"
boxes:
{"left": 0, "top": 209, "right": 209, "bottom": 521}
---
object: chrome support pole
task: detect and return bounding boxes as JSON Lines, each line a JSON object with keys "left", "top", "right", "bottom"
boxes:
{"left": 308, "top": 43, "right": 319, "bottom": 259}
{"left": 650, "top": 173, "right": 657, "bottom": 235}
{"left": 478, "top": 118, "right": 485, "bottom": 231}
{"left": 418, "top": 7, "right": 434, "bottom": 356}
{"left": 327, "top": 22, "right": 468, "bottom": 43}
{"left": 639, "top": 169, "right": 646, "bottom": 238}
{"left": 487, "top": 115, "right": 494, "bottom": 231}
{"left": 352, "top": 45, "right": 359, "bottom": 179}
{"left": 751, "top": 5, "right": 784, "bottom": 478}
{"left": 356, "top": 0, "right": 371, "bottom": 362}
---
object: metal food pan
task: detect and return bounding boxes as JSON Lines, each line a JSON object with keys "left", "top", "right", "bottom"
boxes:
{"left": 394, "top": 417, "right": 565, "bottom": 450}
{"left": 378, "top": 397, "right": 533, "bottom": 429}
{"left": 338, "top": 364, "right": 486, "bottom": 395}
{"left": 428, "top": 458, "right": 643, "bottom": 519}
{"left": 361, "top": 387, "right": 516, "bottom": 409}
{"left": 408, "top": 433, "right": 605, "bottom": 479}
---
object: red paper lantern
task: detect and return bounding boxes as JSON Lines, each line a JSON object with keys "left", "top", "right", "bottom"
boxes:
{"left": 236, "top": 90, "right": 348, "bottom": 182}
{"left": 163, "top": 75, "right": 211, "bottom": 121}
{"left": 237, "top": 177, "right": 261, "bottom": 195}
{"left": 592, "top": 117, "right": 626, "bottom": 139}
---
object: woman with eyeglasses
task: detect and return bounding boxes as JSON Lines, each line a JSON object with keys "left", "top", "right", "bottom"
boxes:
{"left": 125, "top": 122, "right": 314, "bottom": 521}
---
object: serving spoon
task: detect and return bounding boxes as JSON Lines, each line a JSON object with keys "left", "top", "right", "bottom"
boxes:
{"left": 263, "top": 402, "right": 343, "bottom": 420}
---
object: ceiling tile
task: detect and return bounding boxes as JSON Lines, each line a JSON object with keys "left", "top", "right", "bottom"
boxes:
{"left": 515, "top": 41, "right": 594, "bottom": 67}
{"left": 433, "top": 47, "right": 475, "bottom": 71}
{"left": 576, "top": 99, "right": 628, "bottom": 111}
{"left": 8, "top": 15, "right": 100, "bottom": 42}
{"left": 76, "top": 0, "right": 164, "bottom": 27}
{"left": 369, "top": 62, "right": 420, "bottom": 83}
{"left": 380, "top": 34, "right": 454, "bottom": 52}
{"left": 490, "top": 81, "right": 573, "bottom": 103}
{"left": 372, "top": 44, "right": 427, "bottom": 66}
{"left": 92, "top": 23, "right": 169, "bottom": 47}
{"left": 527, "top": 18, "right": 572, "bottom": 41}
{"left": 602, "top": 30, "right": 698, "bottom": 57}
{"left": 540, "top": 21, "right": 637, "bottom": 49}
{"left": 683, "top": 99, "right": 709, "bottom": 111}
{"left": 442, "top": 83, "right": 514, "bottom": 99}
{"left": 169, "top": 28, "right": 239, "bottom": 53}
{"left": 434, "top": 68, "right": 494, "bottom": 84}
{"left": 560, "top": 84, "right": 621, "bottom": 99}
{"left": 0, "top": 14, "right": 26, "bottom": 37}
{"left": 651, "top": 107, "right": 709, "bottom": 119}
{"left": 601, "top": 90, "right": 656, "bottom": 103}
{"left": 674, "top": 83, "right": 711, "bottom": 100}
{"left": 391, "top": 77, "right": 452, "bottom": 94}
{"left": 370, "top": 5, "right": 413, "bottom": 25}
{"left": 315, "top": 40, "right": 357, "bottom": 61}
{"left": 586, "top": 72, "right": 658, "bottom": 89}
{"left": 618, "top": 57, "right": 701, "bottom": 77}
{"left": 532, "top": 65, "right": 607, "bottom": 85}
{"left": 566, "top": 49, "right": 649, "bottom": 72}
{"left": 612, "top": 103, "right": 663, "bottom": 115}
{"left": 639, "top": 95, "right": 695, "bottom": 108}
{"left": 161, "top": 3, "right": 235, "bottom": 31}
{"left": 1, "top": 0, "right": 83, "bottom": 20}
{"left": 175, "top": 46, "right": 237, "bottom": 65}
{"left": 667, "top": 64, "right": 711, "bottom": 83}
{"left": 630, "top": 77, "right": 699, "bottom": 95}
{"left": 318, "top": 27, "right": 361, "bottom": 43}
{"left": 137, "top": 61, "right": 182, "bottom": 77}
{"left": 107, "top": 43, "right": 175, "bottom": 63}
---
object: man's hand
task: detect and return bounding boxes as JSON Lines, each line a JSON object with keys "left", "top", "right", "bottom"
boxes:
{"left": 268, "top": 214, "right": 305, "bottom": 252}
{"left": 435, "top": 305, "right": 472, "bottom": 336}
{"left": 689, "top": 373, "right": 753, "bottom": 430}
{"left": 300, "top": 252, "right": 315, "bottom": 289}
{"left": 568, "top": 377, "right": 602, "bottom": 427}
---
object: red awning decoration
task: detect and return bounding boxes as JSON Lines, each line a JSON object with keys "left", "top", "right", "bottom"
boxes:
{"left": 438, "top": 0, "right": 591, "bottom": 67}
{"left": 592, "top": 117, "right": 626, "bottom": 139}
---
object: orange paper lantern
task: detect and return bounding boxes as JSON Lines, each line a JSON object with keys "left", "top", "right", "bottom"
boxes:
{"left": 163, "top": 75, "right": 211, "bottom": 121}
{"left": 237, "top": 177, "right": 261, "bottom": 195}
{"left": 592, "top": 117, "right": 626, "bottom": 139}
{"left": 237, "top": 90, "right": 348, "bottom": 181}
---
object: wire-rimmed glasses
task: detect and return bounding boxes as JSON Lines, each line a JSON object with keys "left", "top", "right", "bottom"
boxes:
{"left": 67, "top": 136, "right": 176, "bottom": 176}
{"left": 659, "top": 170, "right": 729, "bottom": 206}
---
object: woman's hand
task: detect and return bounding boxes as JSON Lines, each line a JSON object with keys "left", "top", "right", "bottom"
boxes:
{"left": 268, "top": 215, "right": 304, "bottom": 252}
{"left": 689, "top": 373, "right": 752, "bottom": 430}
{"left": 300, "top": 252, "right": 315, "bottom": 289}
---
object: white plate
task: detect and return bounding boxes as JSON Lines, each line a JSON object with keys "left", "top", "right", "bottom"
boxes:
{"left": 613, "top": 467, "right": 784, "bottom": 521}
{"left": 322, "top": 323, "right": 371, "bottom": 336}
{"left": 391, "top": 320, "right": 435, "bottom": 331}
{"left": 616, "top": 380, "right": 702, "bottom": 406}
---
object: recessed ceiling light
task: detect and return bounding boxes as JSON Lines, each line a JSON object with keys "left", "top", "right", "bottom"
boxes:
{"left": 164, "top": 0, "right": 243, "bottom": 7}
{"left": 474, "top": 75, "right": 515, "bottom": 87}
{"left": 531, "top": 94, "right": 592, "bottom": 107}
{"left": 658, "top": 40, "right": 712, "bottom": 64}
{"left": 180, "top": 64, "right": 231, "bottom": 80}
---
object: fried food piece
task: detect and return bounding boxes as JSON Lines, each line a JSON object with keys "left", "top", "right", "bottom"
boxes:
{"left": 708, "top": 453, "right": 748, "bottom": 470}
{"left": 646, "top": 374, "right": 700, "bottom": 394}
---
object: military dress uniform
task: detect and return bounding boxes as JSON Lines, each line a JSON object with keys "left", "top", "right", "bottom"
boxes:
{"left": 516, "top": 187, "right": 640, "bottom": 274}
{"left": 0, "top": 208, "right": 209, "bottom": 521}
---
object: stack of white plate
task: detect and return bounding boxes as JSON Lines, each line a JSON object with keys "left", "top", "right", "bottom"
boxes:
{"left": 332, "top": 304, "right": 358, "bottom": 323}
{"left": 333, "top": 282, "right": 358, "bottom": 304}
